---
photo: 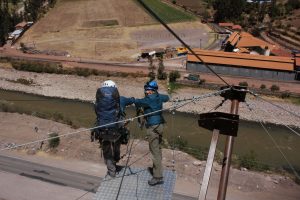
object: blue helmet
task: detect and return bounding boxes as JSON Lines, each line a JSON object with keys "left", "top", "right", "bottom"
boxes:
{"left": 144, "top": 80, "right": 158, "bottom": 91}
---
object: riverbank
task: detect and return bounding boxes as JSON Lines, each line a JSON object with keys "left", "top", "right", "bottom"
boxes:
{"left": 0, "top": 67, "right": 300, "bottom": 127}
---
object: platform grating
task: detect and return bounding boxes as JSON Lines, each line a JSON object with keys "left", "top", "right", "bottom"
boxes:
{"left": 94, "top": 167, "right": 176, "bottom": 200}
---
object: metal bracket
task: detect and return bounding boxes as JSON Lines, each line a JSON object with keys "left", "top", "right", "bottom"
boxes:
{"left": 198, "top": 112, "right": 239, "bottom": 137}
{"left": 220, "top": 86, "right": 247, "bottom": 102}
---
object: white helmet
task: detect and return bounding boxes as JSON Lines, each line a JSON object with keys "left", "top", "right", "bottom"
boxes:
{"left": 101, "top": 80, "right": 117, "bottom": 88}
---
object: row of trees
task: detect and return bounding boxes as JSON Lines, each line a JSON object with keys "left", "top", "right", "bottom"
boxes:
{"left": 0, "top": 0, "right": 56, "bottom": 46}
{"left": 211, "top": 0, "right": 300, "bottom": 28}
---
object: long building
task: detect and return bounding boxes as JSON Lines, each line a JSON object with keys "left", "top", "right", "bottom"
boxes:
{"left": 186, "top": 49, "right": 298, "bottom": 81}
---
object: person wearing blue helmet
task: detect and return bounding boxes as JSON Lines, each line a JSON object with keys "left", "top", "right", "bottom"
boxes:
{"left": 134, "top": 80, "right": 169, "bottom": 186}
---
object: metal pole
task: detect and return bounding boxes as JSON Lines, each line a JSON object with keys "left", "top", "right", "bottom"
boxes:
{"left": 198, "top": 129, "right": 219, "bottom": 200}
{"left": 217, "top": 100, "right": 239, "bottom": 200}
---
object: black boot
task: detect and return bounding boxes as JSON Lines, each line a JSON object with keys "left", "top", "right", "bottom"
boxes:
{"left": 148, "top": 177, "right": 164, "bottom": 186}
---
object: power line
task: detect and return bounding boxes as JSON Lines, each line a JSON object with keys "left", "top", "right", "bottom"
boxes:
{"left": 249, "top": 91, "right": 300, "bottom": 120}
{"left": 244, "top": 101, "right": 300, "bottom": 137}
{"left": 137, "top": 0, "right": 231, "bottom": 86}
{"left": 245, "top": 101, "right": 300, "bottom": 180}
{"left": 0, "top": 89, "right": 229, "bottom": 152}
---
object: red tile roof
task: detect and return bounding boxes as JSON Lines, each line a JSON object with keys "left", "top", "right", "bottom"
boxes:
{"left": 232, "top": 25, "right": 242, "bottom": 30}
{"left": 219, "top": 23, "right": 234, "bottom": 27}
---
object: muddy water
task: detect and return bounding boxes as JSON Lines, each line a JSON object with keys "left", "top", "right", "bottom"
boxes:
{"left": 1, "top": 89, "right": 300, "bottom": 170}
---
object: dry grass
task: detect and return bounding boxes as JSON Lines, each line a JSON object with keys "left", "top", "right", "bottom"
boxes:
{"left": 19, "top": 0, "right": 211, "bottom": 61}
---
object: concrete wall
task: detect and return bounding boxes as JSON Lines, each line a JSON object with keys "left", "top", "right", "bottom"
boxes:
{"left": 187, "top": 62, "right": 296, "bottom": 81}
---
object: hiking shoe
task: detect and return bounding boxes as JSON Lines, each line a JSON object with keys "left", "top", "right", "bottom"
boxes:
{"left": 107, "top": 170, "right": 116, "bottom": 178}
{"left": 148, "top": 177, "right": 164, "bottom": 186}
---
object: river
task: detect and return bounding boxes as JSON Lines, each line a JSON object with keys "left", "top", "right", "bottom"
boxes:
{"left": 1, "top": 89, "right": 299, "bottom": 171}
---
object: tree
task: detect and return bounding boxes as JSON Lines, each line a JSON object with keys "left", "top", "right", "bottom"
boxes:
{"left": 169, "top": 70, "right": 180, "bottom": 82}
{"left": 0, "top": 0, "right": 12, "bottom": 46}
{"left": 157, "top": 57, "right": 167, "bottom": 80}
{"left": 213, "top": 0, "right": 246, "bottom": 22}
{"left": 48, "top": 132, "right": 60, "bottom": 149}
{"left": 147, "top": 56, "right": 156, "bottom": 80}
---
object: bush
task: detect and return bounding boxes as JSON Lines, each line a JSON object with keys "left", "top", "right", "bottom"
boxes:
{"left": 239, "top": 150, "right": 270, "bottom": 171}
{"left": 199, "top": 79, "right": 206, "bottom": 85}
{"left": 280, "top": 91, "right": 291, "bottom": 99}
{"left": 9, "top": 78, "right": 34, "bottom": 85}
{"left": 48, "top": 132, "right": 60, "bottom": 149}
{"left": 270, "top": 84, "right": 280, "bottom": 92}
{"left": 260, "top": 84, "right": 266, "bottom": 89}
{"left": 239, "top": 81, "right": 248, "bottom": 87}
{"left": 172, "top": 0, "right": 176, "bottom": 4}
{"left": 148, "top": 72, "right": 156, "bottom": 80}
{"left": 169, "top": 70, "right": 180, "bottom": 82}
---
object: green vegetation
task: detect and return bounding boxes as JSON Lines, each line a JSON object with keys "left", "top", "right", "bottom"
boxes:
{"left": 169, "top": 70, "right": 180, "bottom": 82}
{"left": 137, "top": 0, "right": 195, "bottom": 23}
{"left": 270, "top": 84, "right": 280, "bottom": 92}
{"left": 0, "top": 100, "right": 78, "bottom": 128}
{"left": 11, "top": 60, "right": 147, "bottom": 78}
{"left": 238, "top": 81, "right": 248, "bottom": 87}
{"left": 260, "top": 84, "right": 266, "bottom": 90}
{"left": 157, "top": 57, "right": 167, "bottom": 80}
{"left": 7, "top": 78, "right": 34, "bottom": 85}
{"left": 48, "top": 132, "right": 60, "bottom": 149}
{"left": 238, "top": 150, "right": 270, "bottom": 171}
{"left": 168, "top": 82, "right": 181, "bottom": 94}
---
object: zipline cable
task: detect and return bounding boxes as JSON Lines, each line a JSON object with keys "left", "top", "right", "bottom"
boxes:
{"left": 244, "top": 101, "right": 300, "bottom": 137}
{"left": 245, "top": 101, "right": 300, "bottom": 180}
{"left": 0, "top": 88, "right": 230, "bottom": 152}
{"left": 137, "top": 0, "right": 231, "bottom": 87}
{"left": 249, "top": 91, "right": 300, "bottom": 120}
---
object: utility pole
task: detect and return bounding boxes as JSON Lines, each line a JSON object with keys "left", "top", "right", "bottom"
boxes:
{"left": 217, "top": 99, "right": 239, "bottom": 200}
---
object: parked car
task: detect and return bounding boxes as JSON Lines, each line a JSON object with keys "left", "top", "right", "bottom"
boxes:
{"left": 183, "top": 73, "right": 200, "bottom": 81}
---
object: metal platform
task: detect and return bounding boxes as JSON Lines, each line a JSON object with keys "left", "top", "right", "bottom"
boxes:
{"left": 94, "top": 167, "right": 176, "bottom": 200}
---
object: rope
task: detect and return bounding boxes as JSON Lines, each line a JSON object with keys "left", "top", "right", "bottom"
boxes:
{"left": 246, "top": 96, "right": 300, "bottom": 137}
{"left": 249, "top": 91, "right": 300, "bottom": 119}
{"left": 0, "top": 89, "right": 229, "bottom": 152}
{"left": 245, "top": 101, "right": 300, "bottom": 180}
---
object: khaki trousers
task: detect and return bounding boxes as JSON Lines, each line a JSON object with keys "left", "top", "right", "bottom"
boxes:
{"left": 146, "top": 124, "right": 163, "bottom": 178}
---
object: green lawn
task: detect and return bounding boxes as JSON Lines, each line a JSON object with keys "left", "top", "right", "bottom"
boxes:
{"left": 136, "top": 0, "right": 195, "bottom": 23}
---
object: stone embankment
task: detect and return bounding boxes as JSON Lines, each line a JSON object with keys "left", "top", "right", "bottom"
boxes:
{"left": 0, "top": 67, "right": 300, "bottom": 128}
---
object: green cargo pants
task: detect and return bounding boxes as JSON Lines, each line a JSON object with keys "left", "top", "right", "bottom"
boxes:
{"left": 146, "top": 124, "right": 163, "bottom": 178}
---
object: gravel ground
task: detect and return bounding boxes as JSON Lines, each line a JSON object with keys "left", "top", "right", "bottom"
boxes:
{"left": 0, "top": 67, "right": 300, "bottom": 128}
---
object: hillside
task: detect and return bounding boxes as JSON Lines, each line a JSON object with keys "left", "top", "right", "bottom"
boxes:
{"left": 19, "top": 0, "right": 206, "bottom": 61}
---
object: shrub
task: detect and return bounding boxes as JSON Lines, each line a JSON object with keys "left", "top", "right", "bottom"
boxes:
{"left": 199, "top": 79, "right": 206, "bottom": 85}
{"left": 48, "top": 132, "right": 60, "bottom": 149}
{"left": 172, "top": 0, "right": 176, "bottom": 4}
{"left": 239, "top": 150, "right": 270, "bottom": 171}
{"left": 169, "top": 70, "right": 180, "bottom": 82}
{"left": 280, "top": 91, "right": 291, "bottom": 99}
{"left": 148, "top": 72, "right": 156, "bottom": 80}
{"left": 239, "top": 81, "right": 248, "bottom": 87}
{"left": 260, "top": 84, "right": 266, "bottom": 89}
{"left": 270, "top": 84, "right": 280, "bottom": 92}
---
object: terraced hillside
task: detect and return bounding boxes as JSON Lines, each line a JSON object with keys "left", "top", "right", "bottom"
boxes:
{"left": 19, "top": 0, "right": 209, "bottom": 61}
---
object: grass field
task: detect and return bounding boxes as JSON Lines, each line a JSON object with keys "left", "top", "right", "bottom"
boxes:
{"left": 138, "top": 0, "right": 195, "bottom": 23}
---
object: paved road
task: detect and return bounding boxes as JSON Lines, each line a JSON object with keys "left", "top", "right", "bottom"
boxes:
{"left": 0, "top": 154, "right": 196, "bottom": 200}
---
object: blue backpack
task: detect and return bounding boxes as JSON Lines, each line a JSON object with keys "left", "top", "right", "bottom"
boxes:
{"left": 95, "top": 87, "right": 120, "bottom": 131}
